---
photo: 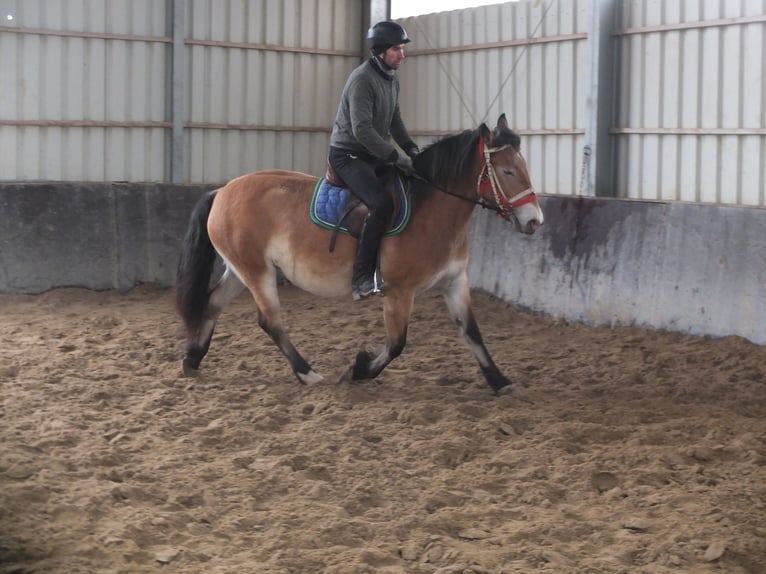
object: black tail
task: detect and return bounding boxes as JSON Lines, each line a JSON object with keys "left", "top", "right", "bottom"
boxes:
{"left": 175, "top": 190, "right": 218, "bottom": 337}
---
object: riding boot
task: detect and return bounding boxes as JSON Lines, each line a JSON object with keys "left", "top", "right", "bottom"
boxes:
{"left": 352, "top": 213, "right": 387, "bottom": 301}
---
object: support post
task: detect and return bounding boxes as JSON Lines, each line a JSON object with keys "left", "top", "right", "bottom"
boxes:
{"left": 362, "top": 1, "right": 391, "bottom": 58}
{"left": 582, "top": 0, "right": 619, "bottom": 196}
{"left": 170, "top": 0, "right": 185, "bottom": 183}
{"left": 367, "top": 0, "right": 390, "bottom": 26}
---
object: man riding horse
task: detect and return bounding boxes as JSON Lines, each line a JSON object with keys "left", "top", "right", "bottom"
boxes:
{"left": 328, "top": 21, "right": 419, "bottom": 301}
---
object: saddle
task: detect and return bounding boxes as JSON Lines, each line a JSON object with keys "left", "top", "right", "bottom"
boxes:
{"left": 310, "top": 162, "right": 411, "bottom": 252}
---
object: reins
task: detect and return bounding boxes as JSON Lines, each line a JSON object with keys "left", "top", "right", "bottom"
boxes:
{"left": 406, "top": 139, "right": 536, "bottom": 219}
{"left": 407, "top": 171, "right": 503, "bottom": 214}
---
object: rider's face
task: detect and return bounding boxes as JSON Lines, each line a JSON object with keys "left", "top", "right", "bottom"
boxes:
{"left": 382, "top": 44, "right": 406, "bottom": 69}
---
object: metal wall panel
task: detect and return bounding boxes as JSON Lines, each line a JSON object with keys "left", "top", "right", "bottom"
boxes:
{"left": 615, "top": 0, "right": 766, "bottom": 206}
{"left": 184, "top": 0, "right": 361, "bottom": 182}
{"left": 0, "top": 0, "right": 360, "bottom": 183}
{"left": 0, "top": 0, "right": 170, "bottom": 181}
{"left": 396, "top": 0, "right": 589, "bottom": 197}
{"left": 2, "top": 0, "right": 763, "bottom": 207}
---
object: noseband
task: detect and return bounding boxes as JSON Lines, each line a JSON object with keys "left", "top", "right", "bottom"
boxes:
{"left": 477, "top": 138, "right": 537, "bottom": 219}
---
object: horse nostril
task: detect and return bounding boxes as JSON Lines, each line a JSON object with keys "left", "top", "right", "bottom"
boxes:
{"left": 526, "top": 220, "right": 541, "bottom": 234}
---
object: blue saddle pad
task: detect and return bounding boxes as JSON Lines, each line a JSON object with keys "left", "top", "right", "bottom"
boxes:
{"left": 310, "top": 176, "right": 411, "bottom": 236}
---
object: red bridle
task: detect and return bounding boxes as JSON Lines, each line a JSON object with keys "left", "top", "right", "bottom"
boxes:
{"left": 477, "top": 138, "right": 537, "bottom": 219}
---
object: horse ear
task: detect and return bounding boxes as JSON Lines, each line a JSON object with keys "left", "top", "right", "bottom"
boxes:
{"left": 497, "top": 114, "right": 509, "bottom": 130}
{"left": 480, "top": 123, "right": 491, "bottom": 143}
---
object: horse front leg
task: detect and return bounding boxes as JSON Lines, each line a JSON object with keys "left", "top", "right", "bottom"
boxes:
{"left": 442, "top": 272, "right": 512, "bottom": 394}
{"left": 347, "top": 290, "right": 414, "bottom": 381}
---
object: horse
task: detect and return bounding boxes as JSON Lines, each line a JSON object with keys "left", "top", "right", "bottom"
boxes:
{"left": 175, "top": 114, "right": 544, "bottom": 394}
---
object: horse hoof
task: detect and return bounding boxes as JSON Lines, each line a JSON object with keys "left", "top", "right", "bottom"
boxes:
{"left": 182, "top": 359, "right": 200, "bottom": 378}
{"left": 297, "top": 370, "right": 323, "bottom": 385}
{"left": 494, "top": 383, "right": 513, "bottom": 397}
{"left": 340, "top": 366, "right": 355, "bottom": 383}
{"left": 340, "top": 366, "right": 369, "bottom": 384}
{"left": 351, "top": 350, "right": 375, "bottom": 379}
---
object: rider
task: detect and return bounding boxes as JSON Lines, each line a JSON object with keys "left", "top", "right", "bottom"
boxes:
{"left": 329, "top": 21, "right": 420, "bottom": 301}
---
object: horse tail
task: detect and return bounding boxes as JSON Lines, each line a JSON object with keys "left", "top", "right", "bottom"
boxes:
{"left": 175, "top": 189, "right": 218, "bottom": 336}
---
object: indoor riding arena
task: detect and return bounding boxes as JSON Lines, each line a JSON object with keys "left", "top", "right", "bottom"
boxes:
{"left": 1, "top": 1, "right": 764, "bottom": 573}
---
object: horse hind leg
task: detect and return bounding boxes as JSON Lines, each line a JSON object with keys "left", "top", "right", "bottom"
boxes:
{"left": 183, "top": 266, "right": 245, "bottom": 377}
{"left": 244, "top": 270, "right": 322, "bottom": 385}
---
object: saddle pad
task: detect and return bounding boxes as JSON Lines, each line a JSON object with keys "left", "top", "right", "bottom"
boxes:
{"left": 310, "top": 176, "right": 411, "bottom": 236}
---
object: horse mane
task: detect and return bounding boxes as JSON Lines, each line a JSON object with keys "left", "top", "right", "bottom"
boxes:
{"left": 409, "top": 125, "right": 521, "bottom": 206}
{"left": 412, "top": 129, "right": 479, "bottom": 196}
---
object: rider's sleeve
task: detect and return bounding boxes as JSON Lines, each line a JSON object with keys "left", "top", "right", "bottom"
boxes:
{"left": 391, "top": 105, "right": 417, "bottom": 157}
{"left": 347, "top": 76, "right": 398, "bottom": 162}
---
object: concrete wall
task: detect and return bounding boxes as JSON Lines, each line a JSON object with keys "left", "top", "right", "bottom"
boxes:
{"left": 0, "top": 182, "right": 213, "bottom": 293}
{"left": 468, "top": 196, "right": 766, "bottom": 345}
{"left": 1, "top": 184, "right": 764, "bottom": 345}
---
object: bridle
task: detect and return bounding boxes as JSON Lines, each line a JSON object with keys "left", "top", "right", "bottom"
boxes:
{"left": 408, "top": 138, "right": 537, "bottom": 220}
{"left": 476, "top": 138, "right": 537, "bottom": 219}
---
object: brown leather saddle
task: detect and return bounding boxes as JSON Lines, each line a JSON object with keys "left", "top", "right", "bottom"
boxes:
{"left": 323, "top": 161, "right": 407, "bottom": 252}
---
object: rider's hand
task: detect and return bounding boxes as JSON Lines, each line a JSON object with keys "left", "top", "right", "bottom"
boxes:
{"left": 395, "top": 154, "right": 415, "bottom": 175}
{"left": 405, "top": 144, "right": 420, "bottom": 159}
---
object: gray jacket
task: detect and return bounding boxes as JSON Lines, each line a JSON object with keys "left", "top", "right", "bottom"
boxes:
{"left": 330, "top": 58, "right": 415, "bottom": 162}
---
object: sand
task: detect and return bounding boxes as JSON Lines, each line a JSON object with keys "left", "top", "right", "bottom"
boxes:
{"left": 1, "top": 284, "right": 764, "bottom": 573}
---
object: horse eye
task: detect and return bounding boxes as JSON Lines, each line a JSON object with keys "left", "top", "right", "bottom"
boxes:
{"left": 503, "top": 169, "right": 515, "bottom": 176}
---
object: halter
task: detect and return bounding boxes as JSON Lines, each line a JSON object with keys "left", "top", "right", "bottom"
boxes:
{"left": 477, "top": 138, "right": 537, "bottom": 219}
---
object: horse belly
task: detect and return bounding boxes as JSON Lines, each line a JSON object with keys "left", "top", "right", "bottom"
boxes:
{"left": 416, "top": 256, "right": 468, "bottom": 293}
{"left": 266, "top": 235, "right": 353, "bottom": 299}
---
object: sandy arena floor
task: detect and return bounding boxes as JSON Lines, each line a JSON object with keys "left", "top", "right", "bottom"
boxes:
{"left": 1, "top": 284, "right": 764, "bottom": 573}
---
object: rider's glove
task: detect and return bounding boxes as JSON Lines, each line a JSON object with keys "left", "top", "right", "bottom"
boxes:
{"left": 394, "top": 154, "right": 415, "bottom": 175}
{"left": 404, "top": 142, "right": 420, "bottom": 159}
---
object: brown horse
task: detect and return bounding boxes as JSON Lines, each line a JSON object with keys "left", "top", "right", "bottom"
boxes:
{"left": 175, "top": 114, "right": 544, "bottom": 394}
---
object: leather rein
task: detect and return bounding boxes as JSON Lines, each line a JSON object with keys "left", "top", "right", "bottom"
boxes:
{"left": 407, "top": 139, "right": 537, "bottom": 219}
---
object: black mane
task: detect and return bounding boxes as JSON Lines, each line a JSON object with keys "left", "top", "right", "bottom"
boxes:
{"left": 409, "top": 126, "right": 521, "bottom": 205}
{"left": 413, "top": 129, "right": 481, "bottom": 189}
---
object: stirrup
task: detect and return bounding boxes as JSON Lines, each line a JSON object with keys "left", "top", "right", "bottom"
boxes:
{"left": 352, "top": 269, "right": 385, "bottom": 301}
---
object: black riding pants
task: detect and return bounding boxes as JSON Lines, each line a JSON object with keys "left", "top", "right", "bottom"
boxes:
{"left": 328, "top": 147, "right": 394, "bottom": 224}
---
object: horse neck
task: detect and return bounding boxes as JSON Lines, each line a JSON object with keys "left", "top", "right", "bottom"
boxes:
{"left": 409, "top": 130, "right": 490, "bottom": 235}
{"left": 419, "top": 169, "right": 482, "bottom": 231}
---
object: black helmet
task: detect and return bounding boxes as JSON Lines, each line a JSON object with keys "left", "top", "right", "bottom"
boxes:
{"left": 366, "top": 21, "right": 410, "bottom": 54}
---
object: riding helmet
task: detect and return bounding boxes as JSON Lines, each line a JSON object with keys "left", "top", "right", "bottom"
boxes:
{"left": 366, "top": 21, "right": 410, "bottom": 54}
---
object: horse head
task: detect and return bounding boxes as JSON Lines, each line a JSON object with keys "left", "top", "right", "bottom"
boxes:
{"left": 478, "top": 114, "right": 544, "bottom": 235}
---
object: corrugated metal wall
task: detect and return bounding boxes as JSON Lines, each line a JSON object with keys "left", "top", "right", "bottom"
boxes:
{"left": 1, "top": 0, "right": 764, "bottom": 206}
{"left": 396, "top": 0, "right": 588, "bottom": 198}
{"left": 0, "top": 0, "right": 360, "bottom": 183}
{"left": 184, "top": 0, "right": 360, "bottom": 182}
{"left": 0, "top": 0, "right": 169, "bottom": 181}
{"left": 396, "top": 0, "right": 765, "bottom": 206}
{"left": 614, "top": 0, "right": 766, "bottom": 205}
